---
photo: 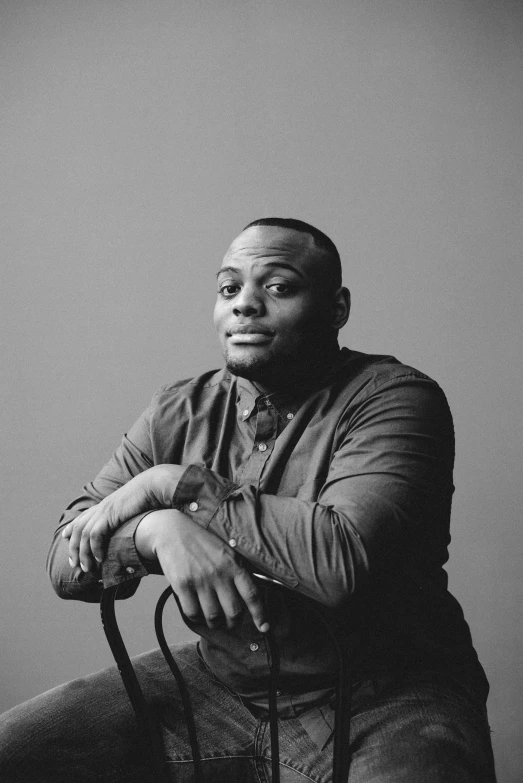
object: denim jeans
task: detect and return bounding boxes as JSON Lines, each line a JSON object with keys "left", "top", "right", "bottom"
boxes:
{"left": 0, "top": 642, "right": 496, "bottom": 782}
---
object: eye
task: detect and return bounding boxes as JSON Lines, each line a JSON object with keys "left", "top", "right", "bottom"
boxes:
{"left": 267, "top": 282, "right": 291, "bottom": 295}
{"left": 218, "top": 282, "right": 241, "bottom": 297}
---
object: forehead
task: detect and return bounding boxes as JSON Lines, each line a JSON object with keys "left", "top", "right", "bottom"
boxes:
{"left": 220, "top": 226, "right": 319, "bottom": 275}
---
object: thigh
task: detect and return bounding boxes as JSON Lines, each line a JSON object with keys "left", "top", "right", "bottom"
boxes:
{"left": 0, "top": 643, "right": 260, "bottom": 783}
{"left": 0, "top": 649, "right": 150, "bottom": 782}
{"left": 267, "top": 675, "right": 497, "bottom": 783}
{"left": 346, "top": 674, "right": 497, "bottom": 783}
{"left": 151, "top": 643, "right": 260, "bottom": 782}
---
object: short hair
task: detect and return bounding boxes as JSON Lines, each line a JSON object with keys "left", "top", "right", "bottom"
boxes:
{"left": 243, "top": 217, "right": 342, "bottom": 291}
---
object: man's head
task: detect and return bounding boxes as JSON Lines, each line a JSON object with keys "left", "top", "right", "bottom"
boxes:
{"left": 214, "top": 218, "right": 350, "bottom": 389}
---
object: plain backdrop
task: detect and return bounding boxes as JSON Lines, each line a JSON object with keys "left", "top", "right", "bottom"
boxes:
{"left": 1, "top": 1, "right": 522, "bottom": 781}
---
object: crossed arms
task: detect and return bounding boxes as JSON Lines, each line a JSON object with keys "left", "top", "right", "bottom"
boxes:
{"left": 61, "top": 466, "right": 270, "bottom": 633}
{"left": 48, "top": 371, "right": 454, "bottom": 634}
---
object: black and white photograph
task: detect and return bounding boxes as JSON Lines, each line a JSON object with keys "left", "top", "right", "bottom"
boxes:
{"left": 1, "top": 2, "right": 522, "bottom": 781}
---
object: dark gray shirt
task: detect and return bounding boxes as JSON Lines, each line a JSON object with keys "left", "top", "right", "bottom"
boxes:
{"left": 48, "top": 348, "right": 488, "bottom": 712}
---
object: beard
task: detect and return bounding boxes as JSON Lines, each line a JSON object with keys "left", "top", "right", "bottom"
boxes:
{"left": 223, "top": 328, "right": 338, "bottom": 387}
{"left": 224, "top": 350, "right": 288, "bottom": 384}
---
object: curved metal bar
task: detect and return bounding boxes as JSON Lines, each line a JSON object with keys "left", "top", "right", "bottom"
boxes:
{"left": 253, "top": 575, "right": 352, "bottom": 783}
{"left": 264, "top": 604, "right": 281, "bottom": 782}
{"left": 154, "top": 586, "right": 202, "bottom": 783}
{"left": 100, "top": 585, "right": 170, "bottom": 783}
{"left": 101, "top": 578, "right": 352, "bottom": 783}
{"left": 312, "top": 612, "right": 352, "bottom": 783}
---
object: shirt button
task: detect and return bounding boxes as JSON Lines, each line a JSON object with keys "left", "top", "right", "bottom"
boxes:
{"left": 276, "top": 690, "right": 283, "bottom": 697}
{"left": 249, "top": 642, "right": 259, "bottom": 652}
{"left": 125, "top": 566, "right": 135, "bottom": 574}
{"left": 265, "top": 399, "right": 272, "bottom": 407}
{"left": 243, "top": 409, "right": 249, "bottom": 416}
{"left": 286, "top": 412, "right": 294, "bottom": 420}
{"left": 229, "top": 538, "right": 237, "bottom": 548}
{"left": 189, "top": 501, "right": 199, "bottom": 512}
{"left": 258, "top": 442, "right": 267, "bottom": 452}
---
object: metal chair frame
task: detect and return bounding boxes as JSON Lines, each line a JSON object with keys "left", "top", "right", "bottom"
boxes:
{"left": 100, "top": 578, "right": 352, "bottom": 783}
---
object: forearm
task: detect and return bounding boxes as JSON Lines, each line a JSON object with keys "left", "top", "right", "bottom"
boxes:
{"left": 49, "top": 454, "right": 184, "bottom": 598}
{"left": 173, "top": 472, "right": 394, "bottom": 608}
{"left": 48, "top": 426, "right": 153, "bottom": 599}
{"left": 171, "top": 380, "right": 454, "bottom": 608}
{"left": 47, "top": 512, "right": 149, "bottom": 601}
{"left": 133, "top": 508, "right": 270, "bottom": 633}
{"left": 61, "top": 464, "right": 186, "bottom": 572}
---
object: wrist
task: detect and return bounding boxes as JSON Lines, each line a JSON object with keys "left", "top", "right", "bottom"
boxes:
{"left": 134, "top": 509, "right": 179, "bottom": 560}
{"left": 150, "top": 464, "right": 186, "bottom": 506}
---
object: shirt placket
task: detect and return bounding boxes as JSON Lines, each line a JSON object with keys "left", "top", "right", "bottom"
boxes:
{"left": 236, "top": 398, "right": 278, "bottom": 485}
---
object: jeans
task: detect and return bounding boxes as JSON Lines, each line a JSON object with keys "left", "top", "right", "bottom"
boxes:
{"left": 0, "top": 642, "right": 496, "bottom": 782}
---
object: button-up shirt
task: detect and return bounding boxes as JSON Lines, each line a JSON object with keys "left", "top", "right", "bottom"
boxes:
{"left": 47, "top": 348, "right": 488, "bottom": 715}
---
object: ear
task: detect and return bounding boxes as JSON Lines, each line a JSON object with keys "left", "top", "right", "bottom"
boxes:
{"left": 329, "top": 286, "right": 350, "bottom": 330}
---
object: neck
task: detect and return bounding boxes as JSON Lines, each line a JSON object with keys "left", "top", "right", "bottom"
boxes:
{"left": 248, "top": 341, "right": 341, "bottom": 394}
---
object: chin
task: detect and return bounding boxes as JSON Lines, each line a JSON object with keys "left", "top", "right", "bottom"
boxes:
{"left": 223, "top": 337, "right": 334, "bottom": 384}
{"left": 224, "top": 348, "right": 310, "bottom": 388}
{"left": 224, "top": 355, "right": 273, "bottom": 381}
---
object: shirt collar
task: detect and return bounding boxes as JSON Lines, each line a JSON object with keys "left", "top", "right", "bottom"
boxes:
{"left": 233, "top": 347, "right": 350, "bottom": 421}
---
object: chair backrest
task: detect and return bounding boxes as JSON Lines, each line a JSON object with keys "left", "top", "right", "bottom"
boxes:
{"left": 100, "top": 578, "right": 352, "bottom": 783}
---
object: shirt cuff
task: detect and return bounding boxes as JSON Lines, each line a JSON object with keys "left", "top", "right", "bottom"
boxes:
{"left": 101, "top": 513, "right": 153, "bottom": 589}
{"left": 171, "top": 464, "right": 239, "bottom": 529}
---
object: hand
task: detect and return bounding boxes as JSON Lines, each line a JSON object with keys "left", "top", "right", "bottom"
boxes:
{"left": 62, "top": 464, "right": 186, "bottom": 572}
{"left": 135, "top": 509, "right": 270, "bottom": 634}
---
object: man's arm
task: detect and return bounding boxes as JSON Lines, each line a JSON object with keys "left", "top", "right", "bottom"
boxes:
{"left": 61, "top": 464, "right": 186, "bottom": 572}
{"left": 49, "top": 375, "right": 453, "bottom": 613}
{"left": 47, "top": 400, "right": 159, "bottom": 602}
{"left": 167, "top": 376, "right": 454, "bottom": 608}
{"left": 47, "top": 394, "right": 270, "bottom": 631}
{"left": 133, "top": 508, "right": 269, "bottom": 633}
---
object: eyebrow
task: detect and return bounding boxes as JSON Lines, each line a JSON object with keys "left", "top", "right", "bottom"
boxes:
{"left": 215, "top": 262, "right": 306, "bottom": 279}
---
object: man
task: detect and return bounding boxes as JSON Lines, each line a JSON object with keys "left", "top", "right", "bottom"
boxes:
{"left": 0, "top": 218, "right": 496, "bottom": 781}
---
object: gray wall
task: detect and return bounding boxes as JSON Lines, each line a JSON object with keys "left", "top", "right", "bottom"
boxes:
{"left": 1, "top": 2, "right": 522, "bottom": 781}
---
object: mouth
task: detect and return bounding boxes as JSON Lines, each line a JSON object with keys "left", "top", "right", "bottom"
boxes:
{"left": 227, "top": 324, "right": 274, "bottom": 345}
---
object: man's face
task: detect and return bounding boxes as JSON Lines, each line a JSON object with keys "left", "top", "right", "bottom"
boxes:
{"left": 214, "top": 225, "right": 335, "bottom": 386}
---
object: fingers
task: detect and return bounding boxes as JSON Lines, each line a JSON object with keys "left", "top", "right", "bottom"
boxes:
{"left": 172, "top": 574, "right": 265, "bottom": 632}
{"left": 234, "top": 570, "right": 269, "bottom": 633}
{"left": 62, "top": 505, "right": 114, "bottom": 572}
{"left": 198, "top": 588, "right": 226, "bottom": 630}
{"left": 80, "top": 510, "right": 113, "bottom": 566}
{"left": 78, "top": 517, "right": 105, "bottom": 572}
{"left": 215, "top": 585, "right": 245, "bottom": 630}
{"left": 175, "top": 584, "right": 203, "bottom": 625}
{"left": 151, "top": 514, "right": 269, "bottom": 633}
{"left": 176, "top": 584, "right": 235, "bottom": 631}
{"left": 64, "top": 508, "right": 96, "bottom": 571}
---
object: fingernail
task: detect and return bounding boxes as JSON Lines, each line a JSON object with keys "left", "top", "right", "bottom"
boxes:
{"left": 80, "top": 562, "right": 88, "bottom": 572}
{"left": 260, "top": 622, "right": 270, "bottom": 633}
{"left": 94, "top": 556, "right": 102, "bottom": 563}
{"left": 68, "top": 557, "right": 74, "bottom": 568}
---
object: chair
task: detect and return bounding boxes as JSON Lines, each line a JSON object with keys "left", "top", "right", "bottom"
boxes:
{"left": 100, "top": 576, "right": 352, "bottom": 783}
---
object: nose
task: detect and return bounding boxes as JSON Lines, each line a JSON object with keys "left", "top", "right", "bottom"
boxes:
{"left": 232, "top": 284, "right": 266, "bottom": 317}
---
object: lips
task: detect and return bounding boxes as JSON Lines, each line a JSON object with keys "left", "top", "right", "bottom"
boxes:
{"left": 227, "top": 324, "right": 274, "bottom": 344}
{"left": 228, "top": 325, "right": 274, "bottom": 336}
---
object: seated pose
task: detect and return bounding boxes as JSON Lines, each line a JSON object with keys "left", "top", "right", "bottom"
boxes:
{"left": 0, "top": 219, "right": 496, "bottom": 781}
